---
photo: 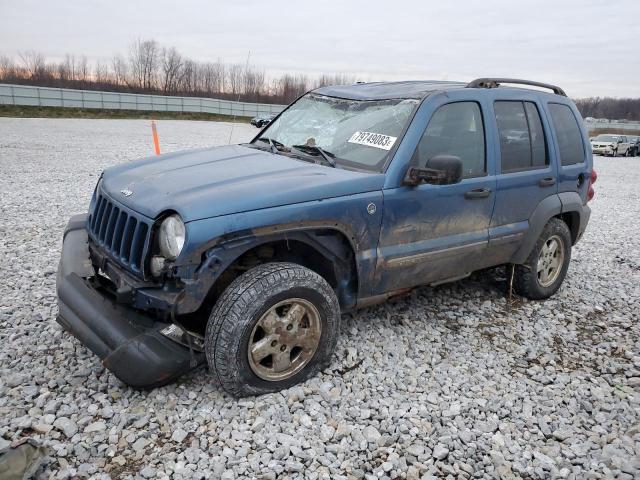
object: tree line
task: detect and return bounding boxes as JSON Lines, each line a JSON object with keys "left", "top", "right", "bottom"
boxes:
{"left": 573, "top": 97, "right": 640, "bottom": 122}
{"left": 0, "top": 39, "right": 356, "bottom": 104}
{"left": 1, "top": 40, "right": 639, "bottom": 118}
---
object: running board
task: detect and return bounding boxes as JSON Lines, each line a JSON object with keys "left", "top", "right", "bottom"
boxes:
{"left": 430, "top": 272, "right": 471, "bottom": 287}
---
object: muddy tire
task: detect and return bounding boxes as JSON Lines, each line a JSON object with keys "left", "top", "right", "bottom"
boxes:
{"left": 513, "top": 218, "right": 572, "bottom": 300}
{"left": 205, "top": 262, "right": 340, "bottom": 397}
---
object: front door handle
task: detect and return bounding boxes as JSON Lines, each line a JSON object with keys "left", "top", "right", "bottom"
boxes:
{"left": 539, "top": 177, "right": 556, "bottom": 187}
{"left": 464, "top": 188, "right": 492, "bottom": 199}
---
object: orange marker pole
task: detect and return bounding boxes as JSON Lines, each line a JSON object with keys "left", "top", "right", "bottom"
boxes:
{"left": 151, "top": 119, "right": 161, "bottom": 155}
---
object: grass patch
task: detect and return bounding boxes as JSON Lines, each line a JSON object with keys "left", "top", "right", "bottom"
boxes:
{"left": 0, "top": 105, "right": 250, "bottom": 123}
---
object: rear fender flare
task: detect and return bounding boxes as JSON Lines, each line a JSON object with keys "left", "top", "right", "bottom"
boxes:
{"left": 511, "top": 195, "right": 562, "bottom": 264}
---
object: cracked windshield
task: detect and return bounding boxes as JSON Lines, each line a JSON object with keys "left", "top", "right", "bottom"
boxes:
{"left": 256, "top": 93, "right": 419, "bottom": 170}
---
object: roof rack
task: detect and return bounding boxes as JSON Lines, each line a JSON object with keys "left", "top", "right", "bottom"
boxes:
{"left": 467, "top": 78, "right": 567, "bottom": 97}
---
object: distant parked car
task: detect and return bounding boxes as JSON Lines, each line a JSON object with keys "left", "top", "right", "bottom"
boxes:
{"left": 590, "top": 134, "right": 632, "bottom": 156}
{"left": 251, "top": 113, "right": 277, "bottom": 128}
{"left": 627, "top": 136, "right": 640, "bottom": 156}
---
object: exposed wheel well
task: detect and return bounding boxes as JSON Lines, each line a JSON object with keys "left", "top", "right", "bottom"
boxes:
{"left": 556, "top": 211, "right": 580, "bottom": 244}
{"left": 188, "top": 229, "right": 358, "bottom": 328}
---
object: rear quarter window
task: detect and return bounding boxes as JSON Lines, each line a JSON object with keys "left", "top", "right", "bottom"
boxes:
{"left": 548, "top": 103, "right": 585, "bottom": 166}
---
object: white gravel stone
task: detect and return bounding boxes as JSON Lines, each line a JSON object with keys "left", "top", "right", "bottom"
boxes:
{"left": 171, "top": 429, "right": 189, "bottom": 443}
{"left": 83, "top": 421, "right": 106, "bottom": 433}
{"left": 0, "top": 119, "right": 638, "bottom": 480}
{"left": 362, "top": 426, "right": 381, "bottom": 443}
{"left": 433, "top": 444, "right": 449, "bottom": 460}
{"left": 53, "top": 417, "right": 78, "bottom": 438}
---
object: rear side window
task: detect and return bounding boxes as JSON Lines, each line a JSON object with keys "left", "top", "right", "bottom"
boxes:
{"left": 413, "top": 102, "right": 485, "bottom": 178}
{"left": 495, "top": 101, "right": 549, "bottom": 173}
{"left": 548, "top": 103, "right": 585, "bottom": 166}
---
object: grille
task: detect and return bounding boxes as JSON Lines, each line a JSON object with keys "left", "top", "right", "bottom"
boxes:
{"left": 87, "top": 188, "right": 151, "bottom": 276}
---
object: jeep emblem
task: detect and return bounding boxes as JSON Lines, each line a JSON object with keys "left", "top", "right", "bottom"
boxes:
{"left": 120, "top": 188, "right": 133, "bottom": 197}
{"left": 367, "top": 203, "right": 376, "bottom": 215}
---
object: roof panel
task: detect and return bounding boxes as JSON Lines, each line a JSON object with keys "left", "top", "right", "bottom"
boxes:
{"left": 313, "top": 80, "right": 466, "bottom": 100}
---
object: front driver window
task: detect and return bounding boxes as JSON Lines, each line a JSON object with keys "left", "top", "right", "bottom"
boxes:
{"left": 412, "top": 102, "right": 486, "bottom": 178}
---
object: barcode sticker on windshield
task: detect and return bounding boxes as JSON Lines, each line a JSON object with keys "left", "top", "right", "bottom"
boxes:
{"left": 348, "top": 131, "right": 397, "bottom": 150}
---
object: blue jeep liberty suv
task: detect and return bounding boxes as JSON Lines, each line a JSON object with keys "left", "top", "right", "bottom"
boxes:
{"left": 57, "top": 78, "right": 596, "bottom": 396}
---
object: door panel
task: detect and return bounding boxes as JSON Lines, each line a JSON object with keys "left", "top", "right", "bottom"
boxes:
{"left": 374, "top": 98, "right": 496, "bottom": 295}
{"left": 488, "top": 99, "right": 558, "bottom": 263}
{"left": 376, "top": 178, "right": 495, "bottom": 294}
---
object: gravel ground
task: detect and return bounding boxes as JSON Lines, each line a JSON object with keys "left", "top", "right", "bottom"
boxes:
{"left": 0, "top": 118, "right": 639, "bottom": 480}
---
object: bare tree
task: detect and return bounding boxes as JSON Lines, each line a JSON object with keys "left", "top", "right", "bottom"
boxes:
{"left": 111, "top": 55, "right": 128, "bottom": 87}
{"left": 19, "top": 50, "right": 46, "bottom": 80}
{"left": 129, "top": 39, "right": 159, "bottom": 90}
{"left": 161, "top": 47, "right": 183, "bottom": 93}
{"left": 77, "top": 56, "right": 90, "bottom": 85}
{"left": 243, "top": 66, "right": 266, "bottom": 100}
{"left": 317, "top": 73, "right": 356, "bottom": 88}
{"left": 94, "top": 61, "right": 110, "bottom": 85}
{"left": 0, "top": 55, "right": 16, "bottom": 81}
{"left": 227, "top": 64, "right": 243, "bottom": 96}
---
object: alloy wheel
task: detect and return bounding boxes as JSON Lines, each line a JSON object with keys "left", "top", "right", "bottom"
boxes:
{"left": 248, "top": 298, "right": 322, "bottom": 381}
{"left": 536, "top": 235, "right": 565, "bottom": 287}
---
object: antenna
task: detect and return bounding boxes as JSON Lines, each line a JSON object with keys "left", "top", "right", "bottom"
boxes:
{"left": 228, "top": 50, "right": 251, "bottom": 145}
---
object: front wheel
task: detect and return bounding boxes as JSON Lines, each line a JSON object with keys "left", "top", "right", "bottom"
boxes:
{"left": 513, "top": 218, "right": 572, "bottom": 300}
{"left": 205, "top": 262, "right": 340, "bottom": 397}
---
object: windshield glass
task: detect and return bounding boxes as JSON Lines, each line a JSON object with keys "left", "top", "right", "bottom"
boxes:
{"left": 255, "top": 93, "right": 419, "bottom": 170}
{"left": 593, "top": 135, "right": 619, "bottom": 142}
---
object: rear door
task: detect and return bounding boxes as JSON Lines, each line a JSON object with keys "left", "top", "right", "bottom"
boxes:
{"left": 488, "top": 97, "right": 558, "bottom": 263}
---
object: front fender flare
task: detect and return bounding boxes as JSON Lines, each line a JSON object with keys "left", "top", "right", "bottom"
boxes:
{"left": 175, "top": 223, "right": 360, "bottom": 315}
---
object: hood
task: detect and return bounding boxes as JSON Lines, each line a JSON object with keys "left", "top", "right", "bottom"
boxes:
{"left": 101, "top": 145, "right": 385, "bottom": 222}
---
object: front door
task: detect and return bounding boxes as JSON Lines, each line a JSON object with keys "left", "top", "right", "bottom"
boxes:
{"left": 375, "top": 99, "right": 496, "bottom": 295}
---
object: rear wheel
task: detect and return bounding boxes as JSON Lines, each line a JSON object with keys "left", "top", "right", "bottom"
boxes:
{"left": 513, "top": 218, "right": 572, "bottom": 300}
{"left": 205, "top": 262, "right": 340, "bottom": 397}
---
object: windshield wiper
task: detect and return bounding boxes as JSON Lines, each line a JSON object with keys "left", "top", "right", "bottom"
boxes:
{"left": 291, "top": 144, "right": 337, "bottom": 168}
{"left": 256, "top": 137, "right": 285, "bottom": 154}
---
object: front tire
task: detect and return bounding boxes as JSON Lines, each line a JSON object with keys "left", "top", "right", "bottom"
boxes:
{"left": 513, "top": 218, "right": 572, "bottom": 300}
{"left": 205, "top": 262, "right": 340, "bottom": 397}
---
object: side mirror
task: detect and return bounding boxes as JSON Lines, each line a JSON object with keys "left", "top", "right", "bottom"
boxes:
{"left": 404, "top": 154, "right": 463, "bottom": 186}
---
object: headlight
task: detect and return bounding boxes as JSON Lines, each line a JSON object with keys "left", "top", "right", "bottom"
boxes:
{"left": 158, "top": 214, "right": 185, "bottom": 260}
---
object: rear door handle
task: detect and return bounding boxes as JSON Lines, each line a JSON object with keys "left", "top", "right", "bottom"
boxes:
{"left": 539, "top": 177, "right": 556, "bottom": 187}
{"left": 464, "top": 188, "right": 492, "bottom": 199}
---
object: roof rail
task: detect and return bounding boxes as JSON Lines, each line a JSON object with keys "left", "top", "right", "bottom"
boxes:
{"left": 467, "top": 78, "right": 567, "bottom": 97}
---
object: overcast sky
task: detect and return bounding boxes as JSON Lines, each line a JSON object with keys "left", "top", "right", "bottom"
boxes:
{"left": 1, "top": 0, "right": 638, "bottom": 98}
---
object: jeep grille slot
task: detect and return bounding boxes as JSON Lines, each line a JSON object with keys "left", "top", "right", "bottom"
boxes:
{"left": 87, "top": 189, "right": 152, "bottom": 277}
{"left": 120, "top": 217, "right": 137, "bottom": 263}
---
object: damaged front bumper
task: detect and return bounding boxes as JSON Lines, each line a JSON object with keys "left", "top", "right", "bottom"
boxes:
{"left": 56, "top": 214, "right": 205, "bottom": 388}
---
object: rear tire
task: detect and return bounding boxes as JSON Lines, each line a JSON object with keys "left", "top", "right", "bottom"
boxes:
{"left": 513, "top": 218, "right": 572, "bottom": 300}
{"left": 205, "top": 262, "right": 340, "bottom": 397}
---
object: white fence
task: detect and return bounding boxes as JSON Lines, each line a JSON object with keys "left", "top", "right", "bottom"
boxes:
{"left": 0, "top": 83, "right": 286, "bottom": 118}
{"left": 584, "top": 119, "right": 640, "bottom": 132}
